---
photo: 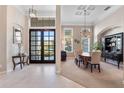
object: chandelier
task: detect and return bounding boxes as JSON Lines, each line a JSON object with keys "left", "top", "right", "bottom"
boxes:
{"left": 80, "top": 9, "right": 91, "bottom": 37}
{"left": 83, "top": 10, "right": 87, "bottom": 37}
{"left": 29, "top": 5, "right": 37, "bottom": 17}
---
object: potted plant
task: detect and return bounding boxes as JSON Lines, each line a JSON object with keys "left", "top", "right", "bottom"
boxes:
{"left": 92, "top": 42, "right": 102, "bottom": 52}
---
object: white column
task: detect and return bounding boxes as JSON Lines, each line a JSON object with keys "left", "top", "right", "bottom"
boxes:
{"left": 55, "top": 5, "right": 61, "bottom": 74}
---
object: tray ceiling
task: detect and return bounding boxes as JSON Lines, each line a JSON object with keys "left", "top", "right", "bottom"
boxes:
{"left": 61, "top": 5, "right": 122, "bottom": 25}
{"left": 15, "top": 5, "right": 122, "bottom": 25}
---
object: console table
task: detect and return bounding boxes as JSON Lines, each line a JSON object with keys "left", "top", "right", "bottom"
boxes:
{"left": 12, "top": 54, "right": 29, "bottom": 70}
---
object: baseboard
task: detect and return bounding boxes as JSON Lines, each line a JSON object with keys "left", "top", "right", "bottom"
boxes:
{"left": 0, "top": 71, "right": 6, "bottom": 75}
{"left": 56, "top": 70, "right": 61, "bottom": 74}
{"left": 7, "top": 69, "right": 13, "bottom": 73}
{"left": 0, "top": 69, "right": 12, "bottom": 75}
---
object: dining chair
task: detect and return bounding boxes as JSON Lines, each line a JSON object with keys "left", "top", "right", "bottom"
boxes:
{"left": 86, "top": 51, "right": 101, "bottom": 72}
{"left": 74, "top": 49, "right": 82, "bottom": 67}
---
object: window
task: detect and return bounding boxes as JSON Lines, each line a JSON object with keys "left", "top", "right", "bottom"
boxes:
{"left": 82, "top": 37, "right": 90, "bottom": 53}
{"left": 64, "top": 28, "right": 73, "bottom": 53}
{"left": 30, "top": 17, "right": 55, "bottom": 27}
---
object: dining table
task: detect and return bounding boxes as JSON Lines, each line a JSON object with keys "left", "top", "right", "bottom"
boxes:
{"left": 79, "top": 52, "right": 91, "bottom": 65}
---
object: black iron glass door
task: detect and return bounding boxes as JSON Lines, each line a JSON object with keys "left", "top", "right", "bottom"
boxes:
{"left": 29, "top": 29, "right": 55, "bottom": 63}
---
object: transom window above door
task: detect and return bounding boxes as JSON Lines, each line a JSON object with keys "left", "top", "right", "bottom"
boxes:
{"left": 30, "top": 17, "right": 55, "bottom": 27}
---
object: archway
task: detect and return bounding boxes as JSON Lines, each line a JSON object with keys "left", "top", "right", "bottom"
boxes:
{"left": 96, "top": 25, "right": 122, "bottom": 62}
{"left": 97, "top": 25, "right": 121, "bottom": 42}
{"left": 97, "top": 25, "right": 124, "bottom": 84}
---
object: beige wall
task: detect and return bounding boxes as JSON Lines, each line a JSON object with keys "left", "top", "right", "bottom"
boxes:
{"left": 0, "top": 6, "right": 7, "bottom": 72}
{"left": 0, "top": 5, "right": 28, "bottom": 73}
{"left": 61, "top": 25, "right": 93, "bottom": 57}
{"left": 6, "top": 6, "right": 28, "bottom": 72}
{"left": 94, "top": 6, "right": 124, "bottom": 42}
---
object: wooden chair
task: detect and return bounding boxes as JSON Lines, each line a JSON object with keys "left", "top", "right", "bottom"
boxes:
{"left": 74, "top": 49, "right": 82, "bottom": 67}
{"left": 86, "top": 51, "right": 101, "bottom": 72}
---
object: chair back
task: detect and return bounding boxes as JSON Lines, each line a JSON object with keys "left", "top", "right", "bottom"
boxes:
{"left": 91, "top": 51, "right": 101, "bottom": 64}
{"left": 74, "top": 49, "right": 82, "bottom": 58}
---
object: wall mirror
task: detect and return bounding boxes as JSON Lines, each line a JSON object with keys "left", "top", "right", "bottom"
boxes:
{"left": 13, "top": 25, "right": 22, "bottom": 44}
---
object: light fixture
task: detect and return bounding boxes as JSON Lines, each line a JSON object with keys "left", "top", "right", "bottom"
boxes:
{"left": 29, "top": 5, "right": 37, "bottom": 17}
{"left": 76, "top": 5, "right": 95, "bottom": 37}
{"left": 83, "top": 10, "right": 87, "bottom": 37}
{"left": 81, "top": 9, "right": 90, "bottom": 37}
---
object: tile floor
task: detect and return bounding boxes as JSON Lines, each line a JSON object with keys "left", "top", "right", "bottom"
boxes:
{"left": 0, "top": 64, "right": 83, "bottom": 88}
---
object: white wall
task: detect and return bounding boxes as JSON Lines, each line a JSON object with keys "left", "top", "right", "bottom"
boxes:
{"left": 94, "top": 6, "right": 124, "bottom": 42}
{"left": 0, "top": 5, "right": 28, "bottom": 73}
{"left": 6, "top": 6, "right": 28, "bottom": 72}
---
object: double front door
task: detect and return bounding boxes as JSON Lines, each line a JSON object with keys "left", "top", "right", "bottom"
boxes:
{"left": 29, "top": 29, "right": 55, "bottom": 63}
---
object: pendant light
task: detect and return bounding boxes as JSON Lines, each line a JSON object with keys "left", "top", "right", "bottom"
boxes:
{"left": 29, "top": 5, "right": 37, "bottom": 17}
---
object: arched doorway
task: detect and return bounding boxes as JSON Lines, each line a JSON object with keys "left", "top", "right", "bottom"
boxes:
{"left": 97, "top": 25, "right": 122, "bottom": 61}
{"left": 97, "top": 25, "right": 121, "bottom": 42}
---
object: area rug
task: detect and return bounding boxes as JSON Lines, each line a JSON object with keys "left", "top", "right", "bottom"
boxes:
{"left": 61, "top": 59, "right": 124, "bottom": 88}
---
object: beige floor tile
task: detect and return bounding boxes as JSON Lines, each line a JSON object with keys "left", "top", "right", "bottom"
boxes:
{"left": 0, "top": 64, "right": 83, "bottom": 88}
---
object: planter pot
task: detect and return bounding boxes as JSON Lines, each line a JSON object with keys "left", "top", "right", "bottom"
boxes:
{"left": 92, "top": 49, "right": 101, "bottom": 52}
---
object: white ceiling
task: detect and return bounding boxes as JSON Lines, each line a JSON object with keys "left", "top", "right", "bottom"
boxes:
{"left": 15, "top": 5, "right": 56, "bottom": 16}
{"left": 15, "top": 5, "right": 122, "bottom": 25}
{"left": 61, "top": 5, "right": 122, "bottom": 25}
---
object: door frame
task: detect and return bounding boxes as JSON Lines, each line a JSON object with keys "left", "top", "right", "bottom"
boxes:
{"left": 29, "top": 29, "right": 56, "bottom": 63}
